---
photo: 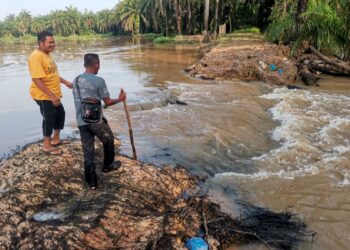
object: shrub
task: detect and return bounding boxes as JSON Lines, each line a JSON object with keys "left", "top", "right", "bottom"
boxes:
{"left": 153, "top": 36, "right": 175, "bottom": 44}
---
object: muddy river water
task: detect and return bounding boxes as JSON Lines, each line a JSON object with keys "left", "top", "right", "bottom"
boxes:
{"left": 1, "top": 37, "right": 349, "bottom": 249}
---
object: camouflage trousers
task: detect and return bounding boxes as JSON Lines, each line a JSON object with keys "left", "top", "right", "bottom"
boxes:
{"left": 78, "top": 117, "right": 115, "bottom": 171}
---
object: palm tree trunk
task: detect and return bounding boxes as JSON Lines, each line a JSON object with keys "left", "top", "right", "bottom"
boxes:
{"left": 228, "top": 14, "right": 232, "bottom": 33}
{"left": 346, "top": 2, "right": 350, "bottom": 61}
{"left": 140, "top": 14, "right": 150, "bottom": 28}
{"left": 175, "top": 0, "right": 182, "bottom": 35}
{"left": 296, "top": 0, "right": 308, "bottom": 24}
{"left": 187, "top": 0, "right": 192, "bottom": 34}
{"left": 152, "top": 7, "right": 159, "bottom": 33}
{"left": 204, "top": 0, "right": 210, "bottom": 33}
{"left": 295, "top": 0, "right": 308, "bottom": 39}
{"left": 159, "top": 0, "right": 168, "bottom": 36}
{"left": 214, "top": 0, "right": 219, "bottom": 35}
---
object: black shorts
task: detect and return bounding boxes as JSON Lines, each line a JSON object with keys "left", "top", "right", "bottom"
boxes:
{"left": 35, "top": 100, "right": 65, "bottom": 137}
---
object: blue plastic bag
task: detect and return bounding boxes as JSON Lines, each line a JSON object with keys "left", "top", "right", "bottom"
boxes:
{"left": 185, "top": 237, "right": 208, "bottom": 250}
{"left": 269, "top": 64, "right": 277, "bottom": 71}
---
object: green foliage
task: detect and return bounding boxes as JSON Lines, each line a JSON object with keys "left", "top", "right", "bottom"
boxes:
{"left": 219, "top": 31, "right": 263, "bottom": 42}
{"left": 140, "top": 33, "right": 162, "bottom": 40}
{"left": 265, "top": 0, "right": 297, "bottom": 43}
{"left": 299, "top": 0, "right": 349, "bottom": 58}
{"left": 153, "top": 36, "right": 175, "bottom": 43}
{"left": 0, "top": 0, "right": 276, "bottom": 39}
{"left": 116, "top": 0, "right": 142, "bottom": 35}
{"left": 0, "top": 7, "right": 120, "bottom": 38}
{"left": 0, "top": 34, "right": 36, "bottom": 43}
{"left": 234, "top": 27, "right": 261, "bottom": 33}
{"left": 266, "top": 0, "right": 350, "bottom": 60}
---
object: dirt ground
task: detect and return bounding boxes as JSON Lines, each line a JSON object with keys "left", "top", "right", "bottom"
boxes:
{"left": 0, "top": 138, "right": 309, "bottom": 249}
{"left": 186, "top": 33, "right": 298, "bottom": 85}
{"left": 0, "top": 139, "right": 208, "bottom": 249}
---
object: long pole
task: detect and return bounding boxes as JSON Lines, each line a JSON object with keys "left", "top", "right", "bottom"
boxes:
{"left": 121, "top": 89, "right": 137, "bottom": 160}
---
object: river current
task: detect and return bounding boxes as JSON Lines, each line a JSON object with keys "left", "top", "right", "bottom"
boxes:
{"left": 0, "top": 37, "right": 349, "bottom": 249}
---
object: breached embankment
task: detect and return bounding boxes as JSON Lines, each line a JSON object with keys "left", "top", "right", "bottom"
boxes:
{"left": 0, "top": 139, "right": 311, "bottom": 249}
{"left": 186, "top": 33, "right": 350, "bottom": 87}
{"left": 186, "top": 33, "right": 298, "bottom": 85}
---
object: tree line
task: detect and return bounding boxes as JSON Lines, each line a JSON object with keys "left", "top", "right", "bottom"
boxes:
{"left": 0, "top": 0, "right": 349, "bottom": 60}
{"left": 0, "top": 7, "right": 119, "bottom": 37}
{"left": 0, "top": 1, "right": 273, "bottom": 38}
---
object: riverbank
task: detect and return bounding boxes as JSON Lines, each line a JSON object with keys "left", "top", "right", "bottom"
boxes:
{"left": 0, "top": 33, "right": 115, "bottom": 43}
{"left": 0, "top": 139, "right": 308, "bottom": 249}
{"left": 0, "top": 33, "right": 204, "bottom": 45}
{"left": 186, "top": 32, "right": 298, "bottom": 85}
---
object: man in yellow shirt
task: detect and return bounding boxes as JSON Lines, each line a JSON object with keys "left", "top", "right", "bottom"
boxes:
{"left": 28, "top": 31, "right": 73, "bottom": 155}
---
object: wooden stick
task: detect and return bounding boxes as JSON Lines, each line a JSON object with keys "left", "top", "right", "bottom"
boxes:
{"left": 201, "top": 198, "right": 209, "bottom": 240}
{"left": 121, "top": 89, "right": 137, "bottom": 160}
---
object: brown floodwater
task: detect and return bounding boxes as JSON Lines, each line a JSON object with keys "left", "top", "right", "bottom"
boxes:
{"left": 1, "top": 37, "right": 350, "bottom": 249}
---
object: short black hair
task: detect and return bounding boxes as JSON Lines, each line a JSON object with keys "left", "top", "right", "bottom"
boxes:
{"left": 37, "top": 31, "right": 53, "bottom": 43}
{"left": 84, "top": 53, "right": 100, "bottom": 67}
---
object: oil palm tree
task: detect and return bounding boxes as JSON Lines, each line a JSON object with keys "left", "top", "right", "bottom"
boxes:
{"left": 31, "top": 16, "right": 48, "bottom": 34}
{"left": 82, "top": 10, "right": 96, "bottom": 31}
{"left": 118, "top": 0, "right": 142, "bottom": 35}
{"left": 15, "top": 10, "right": 32, "bottom": 36}
{"left": 1, "top": 14, "right": 16, "bottom": 36}
{"left": 64, "top": 6, "right": 81, "bottom": 35}
{"left": 174, "top": 0, "right": 182, "bottom": 35}
{"left": 204, "top": 0, "right": 210, "bottom": 33}
{"left": 96, "top": 9, "right": 114, "bottom": 33}
{"left": 140, "top": 0, "right": 160, "bottom": 32}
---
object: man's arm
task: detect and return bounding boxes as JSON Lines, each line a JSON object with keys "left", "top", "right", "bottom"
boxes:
{"left": 103, "top": 89, "right": 126, "bottom": 107}
{"left": 32, "top": 78, "right": 61, "bottom": 106}
{"left": 60, "top": 76, "right": 73, "bottom": 89}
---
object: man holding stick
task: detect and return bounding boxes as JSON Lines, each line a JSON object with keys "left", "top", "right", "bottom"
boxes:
{"left": 73, "top": 53, "right": 126, "bottom": 190}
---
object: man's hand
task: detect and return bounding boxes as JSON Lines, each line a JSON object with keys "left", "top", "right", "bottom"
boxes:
{"left": 65, "top": 82, "right": 73, "bottom": 89}
{"left": 103, "top": 89, "right": 127, "bottom": 107}
{"left": 118, "top": 89, "right": 126, "bottom": 102}
{"left": 50, "top": 95, "right": 61, "bottom": 107}
{"left": 60, "top": 77, "right": 73, "bottom": 89}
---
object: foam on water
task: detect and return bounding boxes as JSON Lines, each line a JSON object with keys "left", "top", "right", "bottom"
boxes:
{"left": 337, "top": 172, "right": 350, "bottom": 186}
{"left": 334, "top": 145, "right": 350, "bottom": 154}
{"left": 216, "top": 87, "right": 350, "bottom": 180}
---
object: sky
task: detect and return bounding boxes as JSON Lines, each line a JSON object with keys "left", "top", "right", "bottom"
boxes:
{"left": 0, "top": 0, "right": 120, "bottom": 20}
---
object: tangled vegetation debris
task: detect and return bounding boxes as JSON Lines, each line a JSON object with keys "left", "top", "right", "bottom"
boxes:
{"left": 0, "top": 139, "right": 311, "bottom": 249}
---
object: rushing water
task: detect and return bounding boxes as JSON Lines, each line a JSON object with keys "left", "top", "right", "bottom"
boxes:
{"left": 1, "top": 37, "right": 350, "bottom": 249}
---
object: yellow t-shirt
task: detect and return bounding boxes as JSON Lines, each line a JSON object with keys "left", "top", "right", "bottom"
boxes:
{"left": 28, "top": 49, "right": 61, "bottom": 100}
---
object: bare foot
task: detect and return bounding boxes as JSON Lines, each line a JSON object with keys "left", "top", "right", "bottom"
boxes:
{"left": 51, "top": 140, "right": 70, "bottom": 147}
{"left": 42, "top": 147, "right": 62, "bottom": 155}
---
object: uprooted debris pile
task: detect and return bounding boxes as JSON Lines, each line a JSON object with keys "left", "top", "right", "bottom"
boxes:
{"left": 0, "top": 139, "right": 311, "bottom": 249}
{"left": 186, "top": 33, "right": 298, "bottom": 85}
{"left": 299, "top": 46, "right": 350, "bottom": 85}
